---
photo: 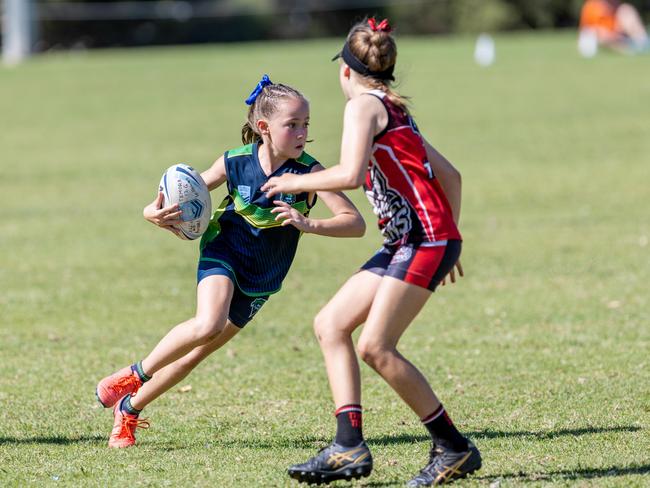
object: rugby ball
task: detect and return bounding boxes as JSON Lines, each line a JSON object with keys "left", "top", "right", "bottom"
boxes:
{"left": 159, "top": 164, "right": 211, "bottom": 240}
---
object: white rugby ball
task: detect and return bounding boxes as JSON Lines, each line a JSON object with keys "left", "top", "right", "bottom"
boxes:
{"left": 159, "top": 164, "right": 211, "bottom": 240}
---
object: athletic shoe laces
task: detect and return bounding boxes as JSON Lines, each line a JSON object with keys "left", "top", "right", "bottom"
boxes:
{"left": 117, "top": 416, "right": 150, "bottom": 441}
{"left": 110, "top": 375, "right": 141, "bottom": 397}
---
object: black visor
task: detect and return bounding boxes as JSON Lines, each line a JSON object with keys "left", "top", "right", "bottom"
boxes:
{"left": 332, "top": 42, "right": 395, "bottom": 81}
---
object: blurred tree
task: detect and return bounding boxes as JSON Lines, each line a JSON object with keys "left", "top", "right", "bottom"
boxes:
{"left": 502, "top": 0, "right": 647, "bottom": 29}
{"left": 449, "top": 0, "right": 520, "bottom": 32}
{"left": 386, "top": 1, "right": 451, "bottom": 34}
{"left": 30, "top": 0, "right": 650, "bottom": 50}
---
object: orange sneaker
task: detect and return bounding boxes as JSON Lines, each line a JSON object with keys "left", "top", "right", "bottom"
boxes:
{"left": 108, "top": 400, "right": 150, "bottom": 448}
{"left": 96, "top": 366, "right": 143, "bottom": 408}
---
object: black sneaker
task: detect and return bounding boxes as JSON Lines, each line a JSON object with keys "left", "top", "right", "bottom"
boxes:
{"left": 288, "top": 441, "right": 373, "bottom": 485}
{"left": 406, "top": 441, "right": 481, "bottom": 486}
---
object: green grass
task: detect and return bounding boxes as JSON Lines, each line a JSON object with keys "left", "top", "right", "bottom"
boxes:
{"left": 1, "top": 31, "right": 649, "bottom": 486}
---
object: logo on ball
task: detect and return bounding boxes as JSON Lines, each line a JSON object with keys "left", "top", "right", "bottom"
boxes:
{"left": 179, "top": 199, "right": 205, "bottom": 221}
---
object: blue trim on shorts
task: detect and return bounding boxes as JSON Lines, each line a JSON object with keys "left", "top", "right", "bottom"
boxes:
{"left": 197, "top": 261, "right": 236, "bottom": 284}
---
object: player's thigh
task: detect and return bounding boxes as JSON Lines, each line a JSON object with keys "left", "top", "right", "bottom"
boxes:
{"left": 360, "top": 276, "right": 431, "bottom": 350}
{"left": 317, "top": 270, "right": 383, "bottom": 336}
{"left": 195, "top": 274, "right": 235, "bottom": 327}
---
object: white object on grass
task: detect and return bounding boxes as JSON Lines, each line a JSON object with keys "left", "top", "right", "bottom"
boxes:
{"left": 474, "top": 34, "right": 496, "bottom": 67}
{"left": 578, "top": 28, "right": 599, "bottom": 58}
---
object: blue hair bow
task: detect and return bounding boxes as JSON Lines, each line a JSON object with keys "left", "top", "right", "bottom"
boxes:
{"left": 245, "top": 74, "right": 273, "bottom": 105}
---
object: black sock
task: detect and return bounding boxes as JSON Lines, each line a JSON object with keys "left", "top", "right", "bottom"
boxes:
{"left": 334, "top": 404, "right": 364, "bottom": 447}
{"left": 131, "top": 361, "right": 151, "bottom": 383}
{"left": 422, "top": 405, "right": 468, "bottom": 451}
{"left": 120, "top": 395, "right": 141, "bottom": 416}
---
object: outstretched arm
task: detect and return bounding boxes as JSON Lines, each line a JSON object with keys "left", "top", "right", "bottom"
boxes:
{"left": 270, "top": 165, "right": 366, "bottom": 238}
{"left": 262, "top": 95, "right": 382, "bottom": 196}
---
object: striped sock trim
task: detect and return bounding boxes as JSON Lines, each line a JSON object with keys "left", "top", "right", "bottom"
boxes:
{"left": 335, "top": 404, "right": 363, "bottom": 417}
{"left": 131, "top": 361, "right": 151, "bottom": 382}
{"left": 120, "top": 395, "right": 141, "bottom": 416}
{"left": 421, "top": 405, "right": 445, "bottom": 424}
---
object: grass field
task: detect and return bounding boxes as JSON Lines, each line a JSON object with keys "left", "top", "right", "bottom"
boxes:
{"left": 1, "top": 31, "right": 649, "bottom": 487}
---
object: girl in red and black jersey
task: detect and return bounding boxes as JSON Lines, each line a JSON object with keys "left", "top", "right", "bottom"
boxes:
{"left": 263, "top": 18, "right": 481, "bottom": 486}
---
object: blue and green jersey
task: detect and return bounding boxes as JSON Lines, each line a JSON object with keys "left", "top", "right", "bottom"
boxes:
{"left": 198, "top": 141, "right": 319, "bottom": 295}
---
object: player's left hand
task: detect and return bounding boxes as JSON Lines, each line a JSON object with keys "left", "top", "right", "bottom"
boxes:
{"left": 262, "top": 173, "right": 300, "bottom": 198}
{"left": 271, "top": 200, "right": 312, "bottom": 233}
{"left": 441, "top": 259, "right": 464, "bottom": 286}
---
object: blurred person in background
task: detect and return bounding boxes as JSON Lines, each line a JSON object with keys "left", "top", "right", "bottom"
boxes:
{"left": 580, "top": 0, "right": 649, "bottom": 53}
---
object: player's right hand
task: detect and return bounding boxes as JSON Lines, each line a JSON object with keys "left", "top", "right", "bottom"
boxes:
{"left": 143, "top": 192, "right": 183, "bottom": 235}
{"left": 441, "top": 259, "right": 463, "bottom": 286}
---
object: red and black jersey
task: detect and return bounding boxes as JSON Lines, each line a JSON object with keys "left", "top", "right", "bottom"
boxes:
{"left": 364, "top": 90, "right": 461, "bottom": 246}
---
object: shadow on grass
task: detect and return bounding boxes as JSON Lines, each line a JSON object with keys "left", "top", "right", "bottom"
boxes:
{"left": 370, "top": 425, "right": 642, "bottom": 447}
{"left": 213, "top": 425, "right": 642, "bottom": 450}
{"left": 0, "top": 434, "right": 105, "bottom": 445}
{"left": 1, "top": 425, "right": 639, "bottom": 450}
{"left": 360, "top": 482, "right": 403, "bottom": 487}
{"left": 481, "top": 463, "right": 650, "bottom": 482}
{"left": 466, "top": 425, "right": 642, "bottom": 441}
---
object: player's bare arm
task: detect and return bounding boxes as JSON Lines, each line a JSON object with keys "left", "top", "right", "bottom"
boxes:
{"left": 200, "top": 155, "right": 228, "bottom": 191}
{"left": 270, "top": 164, "right": 365, "bottom": 237}
{"left": 262, "top": 96, "right": 380, "bottom": 196}
{"left": 423, "top": 138, "right": 462, "bottom": 225}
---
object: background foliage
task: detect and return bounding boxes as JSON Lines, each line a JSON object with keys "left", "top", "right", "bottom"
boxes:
{"left": 30, "top": 0, "right": 650, "bottom": 49}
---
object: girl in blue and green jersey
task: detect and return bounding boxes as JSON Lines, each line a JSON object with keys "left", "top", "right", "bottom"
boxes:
{"left": 95, "top": 75, "right": 365, "bottom": 448}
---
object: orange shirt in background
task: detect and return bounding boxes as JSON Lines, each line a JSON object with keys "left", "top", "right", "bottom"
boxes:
{"left": 580, "top": 0, "right": 618, "bottom": 33}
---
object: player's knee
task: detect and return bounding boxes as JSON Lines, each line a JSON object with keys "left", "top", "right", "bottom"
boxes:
{"left": 313, "top": 310, "right": 349, "bottom": 344}
{"left": 357, "top": 340, "right": 390, "bottom": 370}
{"left": 192, "top": 316, "right": 225, "bottom": 344}
{"left": 313, "top": 310, "right": 334, "bottom": 342}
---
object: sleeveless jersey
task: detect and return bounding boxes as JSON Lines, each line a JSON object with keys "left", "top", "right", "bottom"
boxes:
{"left": 199, "top": 142, "right": 319, "bottom": 295}
{"left": 364, "top": 90, "right": 461, "bottom": 246}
